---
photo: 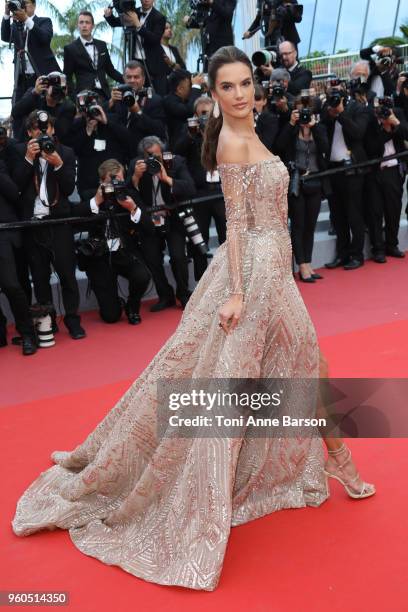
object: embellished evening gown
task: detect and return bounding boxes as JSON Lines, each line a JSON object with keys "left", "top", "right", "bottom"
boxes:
{"left": 12, "top": 156, "right": 329, "bottom": 591}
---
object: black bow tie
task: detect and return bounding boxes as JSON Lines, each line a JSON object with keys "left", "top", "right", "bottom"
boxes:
{"left": 84, "top": 41, "right": 94, "bottom": 46}
{"left": 141, "top": 11, "right": 147, "bottom": 17}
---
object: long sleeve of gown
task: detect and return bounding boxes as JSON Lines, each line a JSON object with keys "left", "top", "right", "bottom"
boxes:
{"left": 220, "top": 165, "right": 248, "bottom": 297}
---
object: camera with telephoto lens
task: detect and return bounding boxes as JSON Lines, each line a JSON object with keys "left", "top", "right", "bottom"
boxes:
{"left": 177, "top": 206, "right": 208, "bottom": 255}
{"left": 101, "top": 176, "right": 128, "bottom": 211}
{"left": 252, "top": 48, "right": 278, "bottom": 68}
{"left": 145, "top": 154, "right": 162, "bottom": 176}
{"left": 34, "top": 111, "right": 55, "bottom": 154}
{"left": 6, "top": 0, "right": 26, "bottom": 12}
{"left": 76, "top": 90, "right": 101, "bottom": 118}
{"left": 375, "top": 97, "right": 394, "bottom": 119}
{"left": 40, "top": 72, "right": 67, "bottom": 102}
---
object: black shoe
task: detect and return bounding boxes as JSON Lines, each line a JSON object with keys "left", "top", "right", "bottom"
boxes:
{"left": 344, "top": 259, "right": 364, "bottom": 270}
{"left": 372, "top": 253, "right": 387, "bottom": 264}
{"left": 125, "top": 303, "right": 141, "bottom": 325}
{"left": 299, "top": 273, "right": 315, "bottom": 283}
{"left": 65, "top": 318, "right": 86, "bottom": 339}
{"left": 325, "top": 257, "right": 348, "bottom": 269}
{"left": 150, "top": 296, "right": 176, "bottom": 312}
{"left": 311, "top": 273, "right": 324, "bottom": 280}
{"left": 22, "top": 335, "right": 37, "bottom": 356}
{"left": 386, "top": 247, "right": 405, "bottom": 258}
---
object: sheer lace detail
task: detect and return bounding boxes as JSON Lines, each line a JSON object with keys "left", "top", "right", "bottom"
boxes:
{"left": 218, "top": 164, "right": 249, "bottom": 296}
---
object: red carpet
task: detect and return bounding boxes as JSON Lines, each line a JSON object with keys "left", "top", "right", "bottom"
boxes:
{"left": 1, "top": 258, "right": 408, "bottom": 611}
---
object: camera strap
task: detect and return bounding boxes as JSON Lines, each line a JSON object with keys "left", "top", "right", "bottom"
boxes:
{"left": 34, "top": 160, "right": 59, "bottom": 208}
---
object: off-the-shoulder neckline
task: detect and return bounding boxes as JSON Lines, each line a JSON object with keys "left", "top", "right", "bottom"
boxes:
{"left": 217, "top": 157, "right": 277, "bottom": 168}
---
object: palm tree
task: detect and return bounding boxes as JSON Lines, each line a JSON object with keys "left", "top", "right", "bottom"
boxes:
{"left": 370, "top": 21, "right": 408, "bottom": 47}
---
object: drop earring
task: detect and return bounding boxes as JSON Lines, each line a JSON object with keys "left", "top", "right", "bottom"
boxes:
{"left": 213, "top": 101, "right": 220, "bottom": 118}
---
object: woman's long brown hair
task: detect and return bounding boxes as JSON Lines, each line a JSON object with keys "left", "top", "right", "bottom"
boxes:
{"left": 201, "top": 46, "right": 254, "bottom": 172}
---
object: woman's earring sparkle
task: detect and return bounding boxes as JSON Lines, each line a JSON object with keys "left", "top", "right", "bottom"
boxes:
{"left": 213, "top": 101, "right": 220, "bottom": 118}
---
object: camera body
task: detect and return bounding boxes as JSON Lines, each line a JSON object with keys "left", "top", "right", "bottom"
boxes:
{"left": 116, "top": 84, "right": 153, "bottom": 107}
{"left": 40, "top": 72, "right": 67, "bottom": 102}
{"left": 326, "top": 81, "right": 347, "bottom": 109}
{"left": 252, "top": 48, "right": 278, "bottom": 68}
{"left": 7, "top": 0, "right": 26, "bottom": 12}
{"left": 101, "top": 177, "right": 128, "bottom": 211}
{"left": 299, "top": 107, "right": 312, "bottom": 125}
{"left": 36, "top": 134, "right": 56, "bottom": 154}
{"left": 375, "top": 96, "right": 394, "bottom": 120}
{"left": 145, "top": 154, "right": 162, "bottom": 176}
{"left": 76, "top": 90, "right": 101, "bottom": 119}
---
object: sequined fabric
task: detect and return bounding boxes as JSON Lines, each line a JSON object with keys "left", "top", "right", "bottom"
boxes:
{"left": 12, "top": 157, "right": 329, "bottom": 591}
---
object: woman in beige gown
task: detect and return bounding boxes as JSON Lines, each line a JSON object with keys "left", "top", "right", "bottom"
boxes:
{"left": 12, "top": 46, "right": 375, "bottom": 592}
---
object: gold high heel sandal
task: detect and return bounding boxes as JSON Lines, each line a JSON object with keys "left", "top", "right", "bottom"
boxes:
{"left": 324, "top": 443, "right": 376, "bottom": 499}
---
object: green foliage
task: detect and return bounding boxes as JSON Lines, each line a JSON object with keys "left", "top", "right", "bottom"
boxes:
{"left": 156, "top": 0, "right": 200, "bottom": 63}
{"left": 370, "top": 36, "right": 406, "bottom": 47}
{"left": 300, "top": 50, "right": 328, "bottom": 60}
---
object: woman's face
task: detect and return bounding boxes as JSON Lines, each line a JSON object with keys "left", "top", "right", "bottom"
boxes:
{"left": 212, "top": 62, "right": 255, "bottom": 119}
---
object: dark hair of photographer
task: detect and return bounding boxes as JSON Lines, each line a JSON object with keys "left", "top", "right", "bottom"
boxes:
{"left": 393, "top": 72, "right": 408, "bottom": 121}
{"left": 275, "top": 99, "right": 330, "bottom": 282}
{"left": 11, "top": 72, "right": 76, "bottom": 142}
{"left": 106, "top": 60, "right": 166, "bottom": 158}
{"left": 360, "top": 45, "right": 401, "bottom": 97}
{"left": 163, "top": 69, "right": 205, "bottom": 148}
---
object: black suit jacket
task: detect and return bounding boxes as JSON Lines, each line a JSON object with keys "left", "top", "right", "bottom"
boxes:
{"left": 163, "top": 44, "right": 186, "bottom": 74}
{"left": 205, "top": 0, "right": 236, "bottom": 57}
{"left": 1, "top": 14, "right": 60, "bottom": 75}
{"left": 11, "top": 88, "right": 76, "bottom": 142}
{"left": 106, "top": 7, "right": 167, "bottom": 78}
{"left": 63, "top": 38, "right": 123, "bottom": 98}
{"left": 321, "top": 98, "right": 371, "bottom": 164}
{"left": 72, "top": 186, "right": 156, "bottom": 248}
{"left": 63, "top": 115, "right": 131, "bottom": 195}
{"left": 0, "top": 160, "right": 21, "bottom": 246}
{"left": 364, "top": 107, "right": 408, "bottom": 159}
{"left": 108, "top": 94, "right": 166, "bottom": 158}
{"left": 11, "top": 142, "right": 76, "bottom": 220}
{"left": 163, "top": 88, "right": 203, "bottom": 148}
{"left": 248, "top": 0, "right": 301, "bottom": 45}
{"left": 127, "top": 154, "right": 196, "bottom": 212}
{"left": 287, "top": 63, "right": 313, "bottom": 96}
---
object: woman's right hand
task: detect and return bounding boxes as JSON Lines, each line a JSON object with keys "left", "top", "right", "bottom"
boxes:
{"left": 219, "top": 295, "right": 243, "bottom": 334}
{"left": 290, "top": 110, "right": 300, "bottom": 126}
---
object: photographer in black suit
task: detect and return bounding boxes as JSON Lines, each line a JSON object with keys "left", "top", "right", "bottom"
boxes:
{"left": 11, "top": 72, "right": 76, "bottom": 142}
{"left": 107, "top": 60, "right": 166, "bottom": 159}
{"left": 64, "top": 97, "right": 131, "bottom": 197}
{"left": 104, "top": 0, "right": 168, "bottom": 95}
{"left": 1, "top": 0, "right": 60, "bottom": 101}
{"left": 321, "top": 80, "right": 371, "bottom": 270}
{"left": 364, "top": 99, "right": 408, "bottom": 263}
{"left": 73, "top": 159, "right": 152, "bottom": 325}
{"left": 243, "top": 0, "right": 303, "bottom": 48}
{"left": 360, "top": 45, "right": 400, "bottom": 97}
{"left": 11, "top": 110, "right": 85, "bottom": 339}
{"left": 0, "top": 159, "right": 37, "bottom": 354}
{"left": 129, "top": 136, "right": 196, "bottom": 311}
{"left": 278, "top": 41, "right": 312, "bottom": 96}
{"left": 184, "top": 0, "right": 236, "bottom": 69}
{"left": 63, "top": 11, "right": 123, "bottom": 100}
{"left": 163, "top": 69, "right": 205, "bottom": 148}
{"left": 161, "top": 20, "right": 186, "bottom": 76}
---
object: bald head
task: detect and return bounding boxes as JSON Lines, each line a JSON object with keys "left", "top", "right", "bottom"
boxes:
{"left": 279, "top": 41, "right": 297, "bottom": 69}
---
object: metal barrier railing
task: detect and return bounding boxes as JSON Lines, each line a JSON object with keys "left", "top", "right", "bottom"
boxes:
{"left": 1, "top": 151, "right": 408, "bottom": 232}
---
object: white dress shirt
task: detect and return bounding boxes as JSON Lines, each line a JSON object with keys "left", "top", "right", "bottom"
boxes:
{"left": 134, "top": 7, "right": 153, "bottom": 61}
